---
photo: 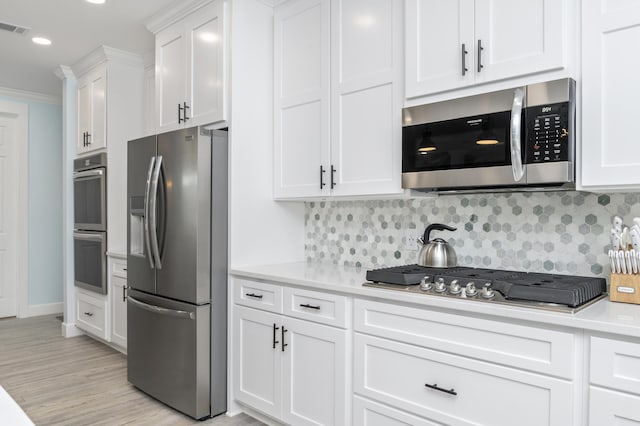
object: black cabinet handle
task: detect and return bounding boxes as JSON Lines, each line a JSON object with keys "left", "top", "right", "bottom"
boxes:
{"left": 281, "top": 326, "right": 288, "bottom": 352}
{"left": 183, "top": 102, "right": 190, "bottom": 121}
{"left": 477, "top": 39, "right": 484, "bottom": 73}
{"left": 245, "top": 293, "right": 263, "bottom": 300}
{"left": 83, "top": 132, "right": 87, "bottom": 147}
{"left": 300, "top": 303, "right": 320, "bottom": 310}
{"left": 178, "top": 103, "right": 183, "bottom": 123}
{"left": 330, "top": 165, "right": 336, "bottom": 189}
{"left": 272, "top": 323, "right": 280, "bottom": 349}
{"left": 320, "top": 165, "right": 326, "bottom": 189}
{"left": 86, "top": 132, "right": 91, "bottom": 145}
{"left": 122, "top": 285, "right": 128, "bottom": 302}
{"left": 123, "top": 268, "right": 127, "bottom": 271}
{"left": 84, "top": 311, "right": 94, "bottom": 317}
{"left": 425, "top": 383, "right": 457, "bottom": 396}
{"left": 461, "top": 43, "right": 468, "bottom": 76}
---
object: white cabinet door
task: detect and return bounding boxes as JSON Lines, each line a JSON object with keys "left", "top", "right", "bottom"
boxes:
{"left": 156, "top": 22, "right": 187, "bottom": 132}
{"left": 330, "top": 0, "right": 402, "bottom": 197}
{"left": 77, "top": 67, "right": 107, "bottom": 155}
{"left": 581, "top": 1, "right": 640, "bottom": 190}
{"left": 405, "top": 0, "right": 475, "bottom": 97}
{"left": 110, "top": 275, "right": 127, "bottom": 348}
{"left": 282, "top": 316, "right": 347, "bottom": 426}
{"left": 474, "top": 0, "right": 564, "bottom": 84}
{"left": 589, "top": 387, "right": 640, "bottom": 425}
{"left": 186, "top": 1, "right": 225, "bottom": 126}
{"left": 274, "top": 0, "right": 331, "bottom": 198}
{"left": 233, "top": 305, "right": 282, "bottom": 419}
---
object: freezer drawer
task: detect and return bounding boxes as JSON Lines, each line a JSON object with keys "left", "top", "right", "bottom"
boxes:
{"left": 127, "top": 290, "right": 210, "bottom": 419}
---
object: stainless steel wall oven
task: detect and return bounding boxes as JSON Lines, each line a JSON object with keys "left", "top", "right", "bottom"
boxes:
{"left": 73, "top": 153, "right": 107, "bottom": 294}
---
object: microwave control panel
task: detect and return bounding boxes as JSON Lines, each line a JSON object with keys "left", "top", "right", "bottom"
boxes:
{"left": 525, "top": 102, "right": 570, "bottom": 164}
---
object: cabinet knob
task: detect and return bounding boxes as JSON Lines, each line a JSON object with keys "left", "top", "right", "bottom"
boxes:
{"left": 84, "top": 311, "right": 94, "bottom": 317}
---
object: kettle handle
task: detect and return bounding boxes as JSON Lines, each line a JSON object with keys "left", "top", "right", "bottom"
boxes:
{"left": 423, "top": 224, "right": 457, "bottom": 243}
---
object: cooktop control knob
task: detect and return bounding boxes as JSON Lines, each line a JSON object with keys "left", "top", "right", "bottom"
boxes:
{"left": 435, "top": 278, "right": 447, "bottom": 293}
{"left": 449, "top": 280, "right": 462, "bottom": 295}
{"left": 481, "top": 284, "right": 495, "bottom": 299}
{"left": 465, "top": 282, "right": 478, "bottom": 297}
{"left": 420, "top": 275, "right": 433, "bottom": 291}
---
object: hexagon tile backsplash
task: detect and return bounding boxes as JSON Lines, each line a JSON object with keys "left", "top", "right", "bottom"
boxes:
{"left": 304, "top": 191, "right": 640, "bottom": 278}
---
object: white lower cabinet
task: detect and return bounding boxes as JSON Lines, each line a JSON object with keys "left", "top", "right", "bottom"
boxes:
{"left": 75, "top": 289, "right": 108, "bottom": 341}
{"left": 353, "top": 298, "right": 575, "bottom": 426}
{"left": 109, "top": 258, "right": 127, "bottom": 349}
{"left": 588, "top": 335, "right": 640, "bottom": 424}
{"left": 233, "top": 280, "right": 348, "bottom": 425}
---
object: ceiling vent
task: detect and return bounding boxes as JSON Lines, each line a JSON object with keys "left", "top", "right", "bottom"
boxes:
{"left": 0, "top": 21, "right": 30, "bottom": 35}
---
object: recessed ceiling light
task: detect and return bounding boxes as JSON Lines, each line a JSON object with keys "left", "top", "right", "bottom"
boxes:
{"left": 32, "top": 37, "right": 51, "bottom": 46}
{"left": 86, "top": 0, "right": 106, "bottom": 4}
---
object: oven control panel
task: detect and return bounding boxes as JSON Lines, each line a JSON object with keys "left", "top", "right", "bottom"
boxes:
{"left": 525, "top": 102, "right": 570, "bottom": 164}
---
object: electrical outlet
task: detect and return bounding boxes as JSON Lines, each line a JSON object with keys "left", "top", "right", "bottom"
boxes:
{"left": 405, "top": 232, "right": 420, "bottom": 251}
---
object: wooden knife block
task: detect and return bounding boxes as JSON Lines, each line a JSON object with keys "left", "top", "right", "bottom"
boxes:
{"left": 610, "top": 274, "right": 640, "bottom": 305}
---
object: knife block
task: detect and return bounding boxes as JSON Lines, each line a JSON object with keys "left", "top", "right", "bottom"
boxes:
{"left": 609, "top": 274, "right": 640, "bottom": 305}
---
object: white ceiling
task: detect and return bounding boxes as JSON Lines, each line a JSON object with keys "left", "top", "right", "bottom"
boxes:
{"left": 0, "top": 0, "right": 178, "bottom": 97}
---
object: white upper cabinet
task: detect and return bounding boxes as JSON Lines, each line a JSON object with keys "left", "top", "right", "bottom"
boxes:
{"left": 153, "top": 0, "right": 226, "bottom": 132}
{"left": 406, "top": 0, "right": 565, "bottom": 98}
{"left": 274, "top": 0, "right": 402, "bottom": 199}
{"left": 77, "top": 66, "right": 107, "bottom": 155}
{"left": 580, "top": 1, "right": 640, "bottom": 190}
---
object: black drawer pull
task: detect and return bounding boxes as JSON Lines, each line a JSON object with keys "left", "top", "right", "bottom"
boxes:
{"left": 425, "top": 383, "right": 457, "bottom": 396}
{"left": 300, "top": 303, "right": 320, "bottom": 310}
{"left": 245, "top": 293, "right": 263, "bottom": 300}
{"left": 84, "top": 312, "right": 94, "bottom": 317}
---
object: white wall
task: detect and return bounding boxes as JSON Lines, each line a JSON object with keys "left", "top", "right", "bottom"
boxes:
{"left": 228, "top": 0, "right": 304, "bottom": 268}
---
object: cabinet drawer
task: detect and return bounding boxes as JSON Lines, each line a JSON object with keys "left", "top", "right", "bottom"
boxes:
{"left": 590, "top": 336, "right": 640, "bottom": 395}
{"left": 111, "top": 260, "right": 127, "bottom": 278}
{"left": 589, "top": 386, "right": 640, "bottom": 425}
{"left": 353, "top": 396, "right": 439, "bottom": 426}
{"left": 354, "top": 334, "right": 573, "bottom": 426}
{"left": 354, "top": 298, "right": 575, "bottom": 379}
{"left": 234, "top": 278, "right": 283, "bottom": 313}
{"left": 76, "top": 290, "right": 108, "bottom": 340}
{"left": 283, "top": 286, "right": 348, "bottom": 328}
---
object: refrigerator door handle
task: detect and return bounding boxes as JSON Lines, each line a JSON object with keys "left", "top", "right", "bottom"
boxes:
{"left": 144, "top": 156, "right": 156, "bottom": 269}
{"left": 128, "top": 296, "right": 195, "bottom": 320}
{"left": 149, "top": 155, "right": 163, "bottom": 270}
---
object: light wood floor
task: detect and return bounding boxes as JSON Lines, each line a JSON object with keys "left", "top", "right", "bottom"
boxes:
{"left": 0, "top": 315, "right": 264, "bottom": 426}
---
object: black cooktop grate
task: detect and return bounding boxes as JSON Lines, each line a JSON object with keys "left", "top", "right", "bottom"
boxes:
{"left": 365, "top": 264, "right": 607, "bottom": 308}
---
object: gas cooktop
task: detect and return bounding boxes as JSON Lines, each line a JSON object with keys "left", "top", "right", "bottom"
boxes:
{"left": 364, "top": 265, "right": 607, "bottom": 314}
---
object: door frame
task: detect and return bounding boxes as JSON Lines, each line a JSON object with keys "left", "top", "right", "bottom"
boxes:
{"left": 0, "top": 100, "right": 28, "bottom": 318}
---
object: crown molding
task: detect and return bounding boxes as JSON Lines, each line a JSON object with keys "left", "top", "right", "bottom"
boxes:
{"left": 0, "top": 86, "right": 61, "bottom": 105}
{"left": 53, "top": 65, "right": 75, "bottom": 80}
{"left": 71, "top": 45, "right": 145, "bottom": 77}
{"left": 145, "top": 0, "right": 213, "bottom": 34}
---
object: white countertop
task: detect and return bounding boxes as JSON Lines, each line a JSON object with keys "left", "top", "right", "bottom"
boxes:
{"left": 230, "top": 261, "right": 640, "bottom": 339}
{"left": 0, "top": 386, "right": 33, "bottom": 426}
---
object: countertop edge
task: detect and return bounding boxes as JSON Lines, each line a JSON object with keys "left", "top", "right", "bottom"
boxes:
{"left": 230, "top": 263, "right": 640, "bottom": 340}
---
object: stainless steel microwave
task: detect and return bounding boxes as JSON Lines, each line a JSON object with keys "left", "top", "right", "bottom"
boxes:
{"left": 402, "top": 78, "right": 576, "bottom": 193}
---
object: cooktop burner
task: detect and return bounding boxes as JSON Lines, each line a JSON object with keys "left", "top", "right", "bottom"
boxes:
{"left": 364, "top": 265, "right": 607, "bottom": 314}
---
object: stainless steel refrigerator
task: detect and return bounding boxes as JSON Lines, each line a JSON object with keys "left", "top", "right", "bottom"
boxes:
{"left": 126, "top": 127, "right": 227, "bottom": 420}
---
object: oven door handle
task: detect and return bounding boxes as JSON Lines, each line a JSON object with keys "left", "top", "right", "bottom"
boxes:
{"left": 73, "top": 232, "right": 105, "bottom": 242}
{"left": 73, "top": 169, "right": 104, "bottom": 179}
{"left": 144, "top": 156, "right": 156, "bottom": 269}
{"left": 510, "top": 87, "right": 525, "bottom": 182}
{"left": 149, "top": 155, "right": 163, "bottom": 270}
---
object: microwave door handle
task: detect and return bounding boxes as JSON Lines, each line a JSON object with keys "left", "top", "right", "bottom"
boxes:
{"left": 149, "top": 155, "right": 163, "bottom": 270}
{"left": 144, "top": 156, "right": 156, "bottom": 269}
{"left": 510, "top": 87, "right": 525, "bottom": 182}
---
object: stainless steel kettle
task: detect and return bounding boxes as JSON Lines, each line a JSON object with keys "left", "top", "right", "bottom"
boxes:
{"left": 418, "top": 224, "right": 457, "bottom": 268}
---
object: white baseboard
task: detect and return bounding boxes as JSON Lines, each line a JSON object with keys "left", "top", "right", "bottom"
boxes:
{"left": 19, "top": 302, "right": 63, "bottom": 318}
{"left": 61, "top": 322, "right": 84, "bottom": 338}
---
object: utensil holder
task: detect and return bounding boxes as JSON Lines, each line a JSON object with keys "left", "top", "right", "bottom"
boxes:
{"left": 610, "top": 273, "right": 640, "bottom": 305}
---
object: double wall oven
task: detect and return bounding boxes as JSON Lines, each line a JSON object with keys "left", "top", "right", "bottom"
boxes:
{"left": 73, "top": 153, "right": 107, "bottom": 294}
